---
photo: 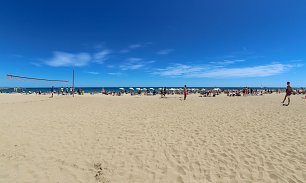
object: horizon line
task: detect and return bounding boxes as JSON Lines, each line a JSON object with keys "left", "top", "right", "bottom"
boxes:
{"left": 1, "top": 86, "right": 304, "bottom": 88}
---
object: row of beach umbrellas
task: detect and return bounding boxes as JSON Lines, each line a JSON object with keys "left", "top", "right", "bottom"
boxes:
{"left": 119, "top": 88, "right": 155, "bottom": 91}
{"left": 119, "top": 87, "right": 221, "bottom": 91}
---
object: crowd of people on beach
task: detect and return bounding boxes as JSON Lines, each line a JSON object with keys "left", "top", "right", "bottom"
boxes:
{"left": 50, "top": 86, "right": 75, "bottom": 98}
{"left": 2, "top": 83, "right": 306, "bottom": 102}
{"left": 225, "top": 88, "right": 265, "bottom": 97}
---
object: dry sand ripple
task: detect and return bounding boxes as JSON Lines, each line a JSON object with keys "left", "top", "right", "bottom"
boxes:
{"left": 0, "top": 94, "right": 305, "bottom": 182}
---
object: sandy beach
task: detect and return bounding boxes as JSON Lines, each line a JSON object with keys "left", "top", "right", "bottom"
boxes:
{"left": 0, "top": 93, "right": 305, "bottom": 183}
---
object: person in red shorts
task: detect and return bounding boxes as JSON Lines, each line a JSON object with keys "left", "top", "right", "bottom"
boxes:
{"left": 282, "top": 81, "right": 292, "bottom": 106}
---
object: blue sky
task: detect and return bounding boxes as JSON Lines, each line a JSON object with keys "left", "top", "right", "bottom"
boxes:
{"left": 0, "top": 0, "right": 305, "bottom": 87}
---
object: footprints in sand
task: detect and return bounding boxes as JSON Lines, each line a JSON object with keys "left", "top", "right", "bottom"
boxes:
{"left": 163, "top": 150, "right": 189, "bottom": 182}
{"left": 176, "top": 166, "right": 186, "bottom": 175}
{"left": 94, "top": 163, "right": 110, "bottom": 183}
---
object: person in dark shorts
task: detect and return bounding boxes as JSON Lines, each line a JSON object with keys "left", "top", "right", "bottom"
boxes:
{"left": 282, "top": 82, "right": 292, "bottom": 105}
{"left": 51, "top": 86, "right": 54, "bottom": 98}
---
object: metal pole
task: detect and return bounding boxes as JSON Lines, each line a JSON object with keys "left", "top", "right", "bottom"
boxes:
{"left": 72, "top": 68, "right": 75, "bottom": 97}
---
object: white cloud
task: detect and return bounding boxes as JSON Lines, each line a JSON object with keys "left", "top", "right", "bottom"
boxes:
{"left": 153, "top": 63, "right": 299, "bottom": 78}
{"left": 157, "top": 49, "right": 174, "bottom": 55}
{"left": 45, "top": 49, "right": 111, "bottom": 67}
{"left": 209, "top": 59, "right": 245, "bottom": 65}
{"left": 154, "top": 64, "right": 205, "bottom": 77}
{"left": 120, "top": 63, "right": 145, "bottom": 70}
{"left": 119, "top": 45, "right": 140, "bottom": 54}
{"left": 129, "top": 44, "right": 142, "bottom": 49}
{"left": 119, "top": 57, "right": 154, "bottom": 70}
{"left": 290, "top": 59, "right": 303, "bottom": 62}
{"left": 93, "top": 49, "right": 111, "bottom": 63}
{"left": 108, "top": 72, "right": 123, "bottom": 76}
{"left": 45, "top": 51, "right": 91, "bottom": 67}
{"left": 120, "top": 42, "right": 152, "bottom": 53}
{"left": 147, "top": 60, "right": 156, "bottom": 64}
{"left": 30, "top": 62, "right": 42, "bottom": 67}
{"left": 194, "top": 64, "right": 289, "bottom": 77}
{"left": 86, "top": 71, "right": 100, "bottom": 75}
{"left": 126, "top": 57, "right": 142, "bottom": 62}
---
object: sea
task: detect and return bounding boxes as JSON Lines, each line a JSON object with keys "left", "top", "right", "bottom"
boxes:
{"left": 0, "top": 87, "right": 288, "bottom": 93}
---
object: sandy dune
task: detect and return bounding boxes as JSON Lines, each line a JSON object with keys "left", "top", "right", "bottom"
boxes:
{"left": 0, "top": 94, "right": 305, "bottom": 183}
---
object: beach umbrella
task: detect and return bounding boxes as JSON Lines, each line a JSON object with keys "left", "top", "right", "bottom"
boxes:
{"left": 169, "top": 88, "right": 175, "bottom": 91}
{"left": 142, "top": 88, "right": 147, "bottom": 91}
{"left": 158, "top": 88, "right": 163, "bottom": 90}
{"left": 149, "top": 88, "right": 154, "bottom": 90}
{"left": 136, "top": 88, "right": 141, "bottom": 90}
{"left": 129, "top": 87, "right": 134, "bottom": 90}
{"left": 213, "top": 88, "right": 220, "bottom": 91}
{"left": 119, "top": 88, "right": 124, "bottom": 90}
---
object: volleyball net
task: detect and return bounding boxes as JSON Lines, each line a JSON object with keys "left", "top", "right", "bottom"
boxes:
{"left": 6, "top": 74, "right": 69, "bottom": 83}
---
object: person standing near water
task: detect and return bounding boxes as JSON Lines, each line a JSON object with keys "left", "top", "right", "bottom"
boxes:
{"left": 184, "top": 85, "right": 187, "bottom": 100}
{"left": 282, "top": 81, "right": 292, "bottom": 106}
{"left": 51, "top": 86, "right": 54, "bottom": 98}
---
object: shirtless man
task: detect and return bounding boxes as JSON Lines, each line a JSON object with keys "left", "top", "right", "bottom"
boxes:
{"left": 282, "top": 82, "right": 292, "bottom": 106}
{"left": 184, "top": 85, "right": 187, "bottom": 100}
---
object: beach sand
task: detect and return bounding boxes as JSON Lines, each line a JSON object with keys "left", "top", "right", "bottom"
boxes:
{"left": 0, "top": 93, "right": 305, "bottom": 183}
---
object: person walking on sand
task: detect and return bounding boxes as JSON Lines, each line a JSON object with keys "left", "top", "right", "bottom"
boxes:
{"left": 282, "top": 81, "right": 292, "bottom": 105}
{"left": 51, "top": 86, "right": 54, "bottom": 98}
{"left": 184, "top": 85, "right": 187, "bottom": 100}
